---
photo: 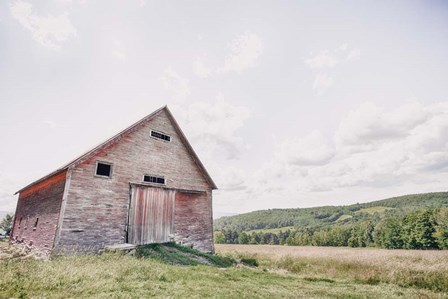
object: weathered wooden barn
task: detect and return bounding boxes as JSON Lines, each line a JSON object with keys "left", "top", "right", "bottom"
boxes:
{"left": 10, "top": 106, "right": 217, "bottom": 255}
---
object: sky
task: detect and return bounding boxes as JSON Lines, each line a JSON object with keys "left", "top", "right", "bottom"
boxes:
{"left": 1, "top": 0, "right": 448, "bottom": 218}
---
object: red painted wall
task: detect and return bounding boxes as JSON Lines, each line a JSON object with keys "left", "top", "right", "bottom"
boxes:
{"left": 11, "top": 171, "right": 66, "bottom": 254}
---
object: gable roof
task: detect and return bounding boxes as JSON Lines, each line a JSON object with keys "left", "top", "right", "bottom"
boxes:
{"left": 15, "top": 106, "right": 217, "bottom": 194}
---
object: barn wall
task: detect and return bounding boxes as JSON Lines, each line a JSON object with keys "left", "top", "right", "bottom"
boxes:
{"left": 11, "top": 171, "right": 66, "bottom": 254}
{"left": 174, "top": 191, "right": 214, "bottom": 253}
{"left": 55, "top": 110, "right": 213, "bottom": 253}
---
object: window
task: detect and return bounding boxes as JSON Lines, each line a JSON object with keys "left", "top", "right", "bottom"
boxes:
{"left": 95, "top": 162, "right": 112, "bottom": 178}
{"left": 151, "top": 130, "right": 171, "bottom": 142}
{"left": 143, "top": 175, "right": 165, "bottom": 185}
{"left": 33, "top": 218, "right": 39, "bottom": 230}
{"left": 18, "top": 217, "right": 22, "bottom": 229}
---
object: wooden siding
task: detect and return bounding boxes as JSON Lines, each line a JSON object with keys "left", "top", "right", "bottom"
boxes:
{"left": 10, "top": 171, "right": 66, "bottom": 254}
{"left": 128, "top": 186, "right": 175, "bottom": 244}
{"left": 55, "top": 109, "right": 214, "bottom": 253}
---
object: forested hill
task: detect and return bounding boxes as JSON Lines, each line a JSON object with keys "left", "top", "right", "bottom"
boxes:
{"left": 214, "top": 192, "right": 448, "bottom": 232}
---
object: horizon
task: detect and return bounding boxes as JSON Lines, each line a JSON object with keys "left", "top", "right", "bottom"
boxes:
{"left": 1, "top": 1, "right": 448, "bottom": 217}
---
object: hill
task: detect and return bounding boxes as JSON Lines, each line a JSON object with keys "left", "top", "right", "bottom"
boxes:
{"left": 214, "top": 192, "right": 448, "bottom": 232}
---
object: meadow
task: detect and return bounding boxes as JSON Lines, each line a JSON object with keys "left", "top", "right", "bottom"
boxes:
{"left": 1, "top": 241, "right": 447, "bottom": 298}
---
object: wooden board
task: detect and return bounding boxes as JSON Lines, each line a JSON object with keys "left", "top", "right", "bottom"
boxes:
{"left": 128, "top": 186, "right": 175, "bottom": 245}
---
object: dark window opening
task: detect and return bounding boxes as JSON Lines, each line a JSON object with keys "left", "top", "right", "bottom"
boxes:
{"left": 96, "top": 162, "right": 112, "bottom": 177}
{"left": 34, "top": 218, "right": 39, "bottom": 229}
{"left": 151, "top": 130, "right": 171, "bottom": 142}
{"left": 144, "top": 175, "right": 165, "bottom": 184}
{"left": 18, "top": 217, "right": 22, "bottom": 228}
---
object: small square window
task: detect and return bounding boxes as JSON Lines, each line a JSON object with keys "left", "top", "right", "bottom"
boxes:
{"left": 96, "top": 162, "right": 112, "bottom": 177}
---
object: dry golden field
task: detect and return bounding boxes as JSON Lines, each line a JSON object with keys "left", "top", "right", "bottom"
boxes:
{"left": 216, "top": 244, "right": 448, "bottom": 295}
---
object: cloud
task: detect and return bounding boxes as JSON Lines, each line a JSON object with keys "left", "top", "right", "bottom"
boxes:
{"left": 304, "top": 43, "right": 360, "bottom": 96}
{"left": 252, "top": 101, "right": 448, "bottom": 197}
{"left": 10, "top": 0, "right": 77, "bottom": 50}
{"left": 193, "top": 57, "right": 212, "bottom": 78}
{"left": 210, "top": 165, "right": 247, "bottom": 192}
{"left": 304, "top": 43, "right": 360, "bottom": 69}
{"left": 312, "top": 72, "right": 334, "bottom": 96}
{"left": 111, "top": 40, "right": 127, "bottom": 61}
{"left": 0, "top": 173, "right": 22, "bottom": 213}
{"left": 43, "top": 120, "right": 57, "bottom": 129}
{"left": 335, "top": 102, "right": 429, "bottom": 152}
{"left": 217, "top": 33, "right": 263, "bottom": 74}
{"left": 276, "top": 131, "right": 335, "bottom": 166}
{"left": 161, "top": 67, "right": 191, "bottom": 102}
{"left": 192, "top": 33, "right": 263, "bottom": 77}
{"left": 172, "top": 96, "right": 251, "bottom": 161}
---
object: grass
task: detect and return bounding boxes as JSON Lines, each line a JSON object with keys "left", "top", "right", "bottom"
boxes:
{"left": 246, "top": 226, "right": 296, "bottom": 234}
{"left": 217, "top": 244, "right": 448, "bottom": 294}
{"left": 135, "top": 242, "right": 234, "bottom": 267}
{"left": 336, "top": 214, "right": 353, "bottom": 222}
{"left": 1, "top": 241, "right": 448, "bottom": 298}
{"left": 355, "top": 206, "right": 395, "bottom": 215}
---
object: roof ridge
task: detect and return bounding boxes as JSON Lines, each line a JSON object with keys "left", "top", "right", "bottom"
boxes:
{"left": 16, "top": 105, "right": 216, "bottom": 194}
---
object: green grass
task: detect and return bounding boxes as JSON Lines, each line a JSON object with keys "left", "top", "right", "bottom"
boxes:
{"left": 246, "top": 226, "right": 296, "bottom": 234}
{"left": 355, "top": 206, "right": 395, "bottom": 215}
{"left": 135, "top": 242, "right": 234, "bottom": 267}
{"left": 1, "top": 241, "right": 447, "bottom": 298}
{"left": 336, "top": 214, "right": 353, "bottom": 222}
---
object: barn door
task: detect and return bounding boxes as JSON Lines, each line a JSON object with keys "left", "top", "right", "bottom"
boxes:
{"left": 128, "top": 186, "right": 175, "bottom": 245}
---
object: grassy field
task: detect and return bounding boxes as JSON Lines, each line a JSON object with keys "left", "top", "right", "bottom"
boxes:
{"left": 1, "top": 241, "right": 448, "bottom": 298}
{"left": 354, "top": 206, "right": 395, "bottom": 215}
{"left": 217, "top": 245, "right": 448, "bottom": 296}
{"left": 246, "top": 226, "right": 296, "bottom": 234}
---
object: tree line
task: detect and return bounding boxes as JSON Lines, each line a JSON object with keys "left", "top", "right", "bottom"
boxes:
{"left": 214, "top": 208, "right": 448, "bottom": 250}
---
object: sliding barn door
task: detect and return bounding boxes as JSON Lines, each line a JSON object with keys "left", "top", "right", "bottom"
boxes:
{"left": 128, "top": 186, "right": 175, "bottom": 245}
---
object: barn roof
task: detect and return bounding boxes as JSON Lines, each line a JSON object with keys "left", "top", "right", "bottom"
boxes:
{"left": 15, "top": 106, "right": 217, "bottom": 194}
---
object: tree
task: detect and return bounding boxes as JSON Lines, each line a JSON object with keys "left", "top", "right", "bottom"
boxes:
{"left": 434, "top": 208, "right": 448, "bottom": 249}
{"left": 0, "top": 214, "right": 14, "bottom": 236}
{"left": 238, "top": 232, "right": 250, "bottom": 244}
{"left": 214, "top": 231, "right": 226, "bottom": 244}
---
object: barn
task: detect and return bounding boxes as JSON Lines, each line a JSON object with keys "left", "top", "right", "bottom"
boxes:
{"left": 10, "top": 106, "right": 217, "bottom": 255}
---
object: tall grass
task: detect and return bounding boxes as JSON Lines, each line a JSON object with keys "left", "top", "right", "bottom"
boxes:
{"left": 1, "top": 241, "right": 447, "bottom": 298}
{"left": 217, "top": 244, "right": 448, "bottom": 293}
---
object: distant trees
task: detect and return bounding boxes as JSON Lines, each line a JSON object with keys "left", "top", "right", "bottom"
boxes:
{"left": 213, "top": 231, "right": 226, "bottom": 244}
{"left": 215, "top": 208, "right": 448, "bottom": 250}
{"left": 0, "top": 214, "right": 14, "bottom": 236}
{"left": 434, "top": 209, "right": 448, "bottom": 249}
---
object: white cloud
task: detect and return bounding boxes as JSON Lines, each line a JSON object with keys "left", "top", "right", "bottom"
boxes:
{"left": 276, "top": 131, "right": 335, "bottom": 166}
{"left": 111, "top": 40, "right": 127, "bottom": 61}
{"left": 304, "top": 43, "right": 360, "bottom": 69}
{"left": 335, "top": 102, "right": 429, "bottom": 152}
{"left": 304, "top": 50, "right": 339, "bottom": 69}
{"left": 10, "top": 0, "right": 77, "bottom": 50}
{"left": 305, "top": 44, "right": 359, "bottom": 96}
{"left": 312, "top": 72, "right": 334, "bottom": 96}
{"left": 193, "top": 33, "right": 263, "bottom": 78}
{"left": 218, "top": 33, "right": 263, "bottom": 74}
{"left": 252, "top": 101, "right": 448, "bottom": 197}
{"left": 172, "top": 96, "right": 251, "bottom": 161}
{"left": 211, "top": 165, "right": 247, "bottom": 192}
{"left": 43, "top": 120, "right": 57, "bottom": 129}
{"left": 193, "top": 57, "right": 212, "bottom": 78}
{"left": 161, "top": 67, "right": 191, "bottom": 102}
